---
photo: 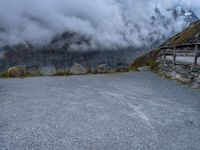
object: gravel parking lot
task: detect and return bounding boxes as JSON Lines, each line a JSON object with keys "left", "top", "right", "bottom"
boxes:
{"left": 0, "top": 72, "right": 200, "bottom": 150}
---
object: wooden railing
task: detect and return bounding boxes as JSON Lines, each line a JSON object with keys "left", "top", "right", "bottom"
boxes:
{"left": 160, "top": 43, "right": 200, "bottom": 65}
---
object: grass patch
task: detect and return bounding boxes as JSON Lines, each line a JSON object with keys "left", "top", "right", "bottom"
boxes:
{"left": 145, "top": 60, "right": 159, "bottom": 72}
{"left": 108, "top": 69, "right": 117, "bottom": 74}
{"left": 161, "top": 21, "right": 200, "bottom": 46}
{"left": 25, "top": 71, "right": 43, "bottom": 77}
{"left": 131, "top": 49, "right": 160, "bottom": 72}
{"left": 52, "top": 69, "right": 70, "bottom": 76}
{"left": 0, "top": 71, "right": 10, "bottom": 78}
{"left": 158, "top": 72, "right": 173, "bottom": 80}
{"left": 0, "top": 70, "right": 43, "bottom": 78}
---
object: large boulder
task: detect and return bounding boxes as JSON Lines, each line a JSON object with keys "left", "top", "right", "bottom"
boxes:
{"left": 116, "top": 66, "right": 129, "bottom": 72}
{"left": 40, "top": 67, "right": 56, "bottom": 76}
{"left": 70, "top": 63, "right": 87, "bottom": 75}
{"left": 97, "top": 64, "right": 110, "bottom": 74}
{"left": 8, "top": 66, "right": 26, "bottom": 77}
{"left": 138, "top": 66, "right": 150, "bottom": 72}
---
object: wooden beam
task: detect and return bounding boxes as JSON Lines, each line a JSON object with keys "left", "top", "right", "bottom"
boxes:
{"left": 194, "top": 44, "right": 198, "bottom": 65}
{"left": 160, "top": 43, "right": 200, "bottom": 66}
{"left": 160, "top": 43, "right": 200, "bottom": 49}
{"left": 173, "top": 46, "right": 176, "bottom": 64}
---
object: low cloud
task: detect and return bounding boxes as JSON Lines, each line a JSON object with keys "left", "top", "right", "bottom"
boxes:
{"left": 0, "top": 0, "right": 199, "bottom": 50}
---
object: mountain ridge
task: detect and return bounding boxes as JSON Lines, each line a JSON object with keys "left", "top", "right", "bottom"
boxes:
{"left": 0, "top": 6, "right": 199, "bottom": 72}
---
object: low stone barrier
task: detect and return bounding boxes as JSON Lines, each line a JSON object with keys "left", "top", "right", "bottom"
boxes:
{"left": 159, "top": 60, "right": 200, "bottom": 89}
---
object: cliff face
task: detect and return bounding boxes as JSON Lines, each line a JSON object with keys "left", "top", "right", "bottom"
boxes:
{"left": 0, "top": 27, "right": 152, "bottom": 72}
{"left": 0, "top": 45, "right": 149, "bottom": 72}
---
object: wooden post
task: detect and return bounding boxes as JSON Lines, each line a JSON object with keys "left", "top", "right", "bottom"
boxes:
{"left": 163, "top": 49, "right": 166, "bottom": 60}
{"left": 173, "top": 46, "right": 176, "bottom": 64}
{"left": 194, "top": 44, "right": 198, "bottom": 65}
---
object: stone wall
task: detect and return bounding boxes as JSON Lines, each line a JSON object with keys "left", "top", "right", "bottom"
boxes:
{"left": 159, "top": 59, "right": 200, "bottom": 89}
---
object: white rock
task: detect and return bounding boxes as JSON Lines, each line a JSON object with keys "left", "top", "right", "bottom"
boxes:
{"left": 70, "top": 63, "right": 87, "bottom": 75}
{"left": 40, "top": 67, "right": 56, "bottom": 76}
{"left": 97, "top": 64, "right": 110, "bottom": 74}
{"left": 138, "top": 66, "right": 150, "bottom": 72}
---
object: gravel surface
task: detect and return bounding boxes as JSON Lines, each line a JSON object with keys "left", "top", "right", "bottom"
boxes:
{"left": 0, "top": 72, "right": 200, "bottom": 150}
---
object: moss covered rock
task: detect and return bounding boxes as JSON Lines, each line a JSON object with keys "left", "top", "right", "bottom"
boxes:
{"left": 97, "top": 64, "right": 110, "bottom": 74}
{"left": 8, "top": 66, "right": 26, "bottom": 77}
{"left": 116, "top": 66, "right": 129, "bottom": 72}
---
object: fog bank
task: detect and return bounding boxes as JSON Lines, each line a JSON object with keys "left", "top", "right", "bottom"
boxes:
{"left": 0, "top": 0, "right": 199, "bottom": 50}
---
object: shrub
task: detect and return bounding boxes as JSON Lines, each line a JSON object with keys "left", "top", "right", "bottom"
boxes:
{"left": 53, "top": 69, "right": 70, "bottom": 76}
{"left": 0, "top": 71, "right": 10, "bottom": 78}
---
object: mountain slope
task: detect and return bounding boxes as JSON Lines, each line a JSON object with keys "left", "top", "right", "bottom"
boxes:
{"left": 0, "top": 7, "right": 199, "bottom": 72}
{"left": 161, "top": 20, "right": 200, "bottom": 46}
{"left": 132, "top": 19, "right": 200, "bottom": 70}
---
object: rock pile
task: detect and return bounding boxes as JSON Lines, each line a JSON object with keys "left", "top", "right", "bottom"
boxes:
{"left": 70, "top": 63, "right": 87, "bottom": 75}
{"left": 2, "top": 63, "right": 131, "bottom": 78}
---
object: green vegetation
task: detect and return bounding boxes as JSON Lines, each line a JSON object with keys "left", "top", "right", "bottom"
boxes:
{"left": 52, "top": 69, "right": 70, "bottom": 76}
{"left": 7, "top": 66, "right": 26, "bottom": 77}
{"left": 108, "top": 68, "right": 117, "bottom": 74}
{"left": 131, "top": 49, "right": 160, "bottom": 72}
{"left": 158, "top": 72, "right": 173, "bottom": 80}
{"left": 1, "top": 68, "right": 128, "bottom": 78}
{"left": 0, "top": 71, "right": 43, "bottom": 78}
{"left": 131, "top": 21, "right": 200, "bottom": 72}
{"left": 0, "top": 71, "right": 10, "bottom": 78}
{"left": 87, "top": 68, "right": 97, "bottom": 74}
{"left": 25, "top": 71, "right": 43, "bottom": 77}
{"left": 163, "top": 21, "right": 200, "bottom": 45}
{"left": 145, "top": 60, "right": 159, "bottom": 72}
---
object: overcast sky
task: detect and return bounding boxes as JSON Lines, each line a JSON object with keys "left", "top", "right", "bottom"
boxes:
{"left": 0, "top": 0, "right": 199, "bottom": 49}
